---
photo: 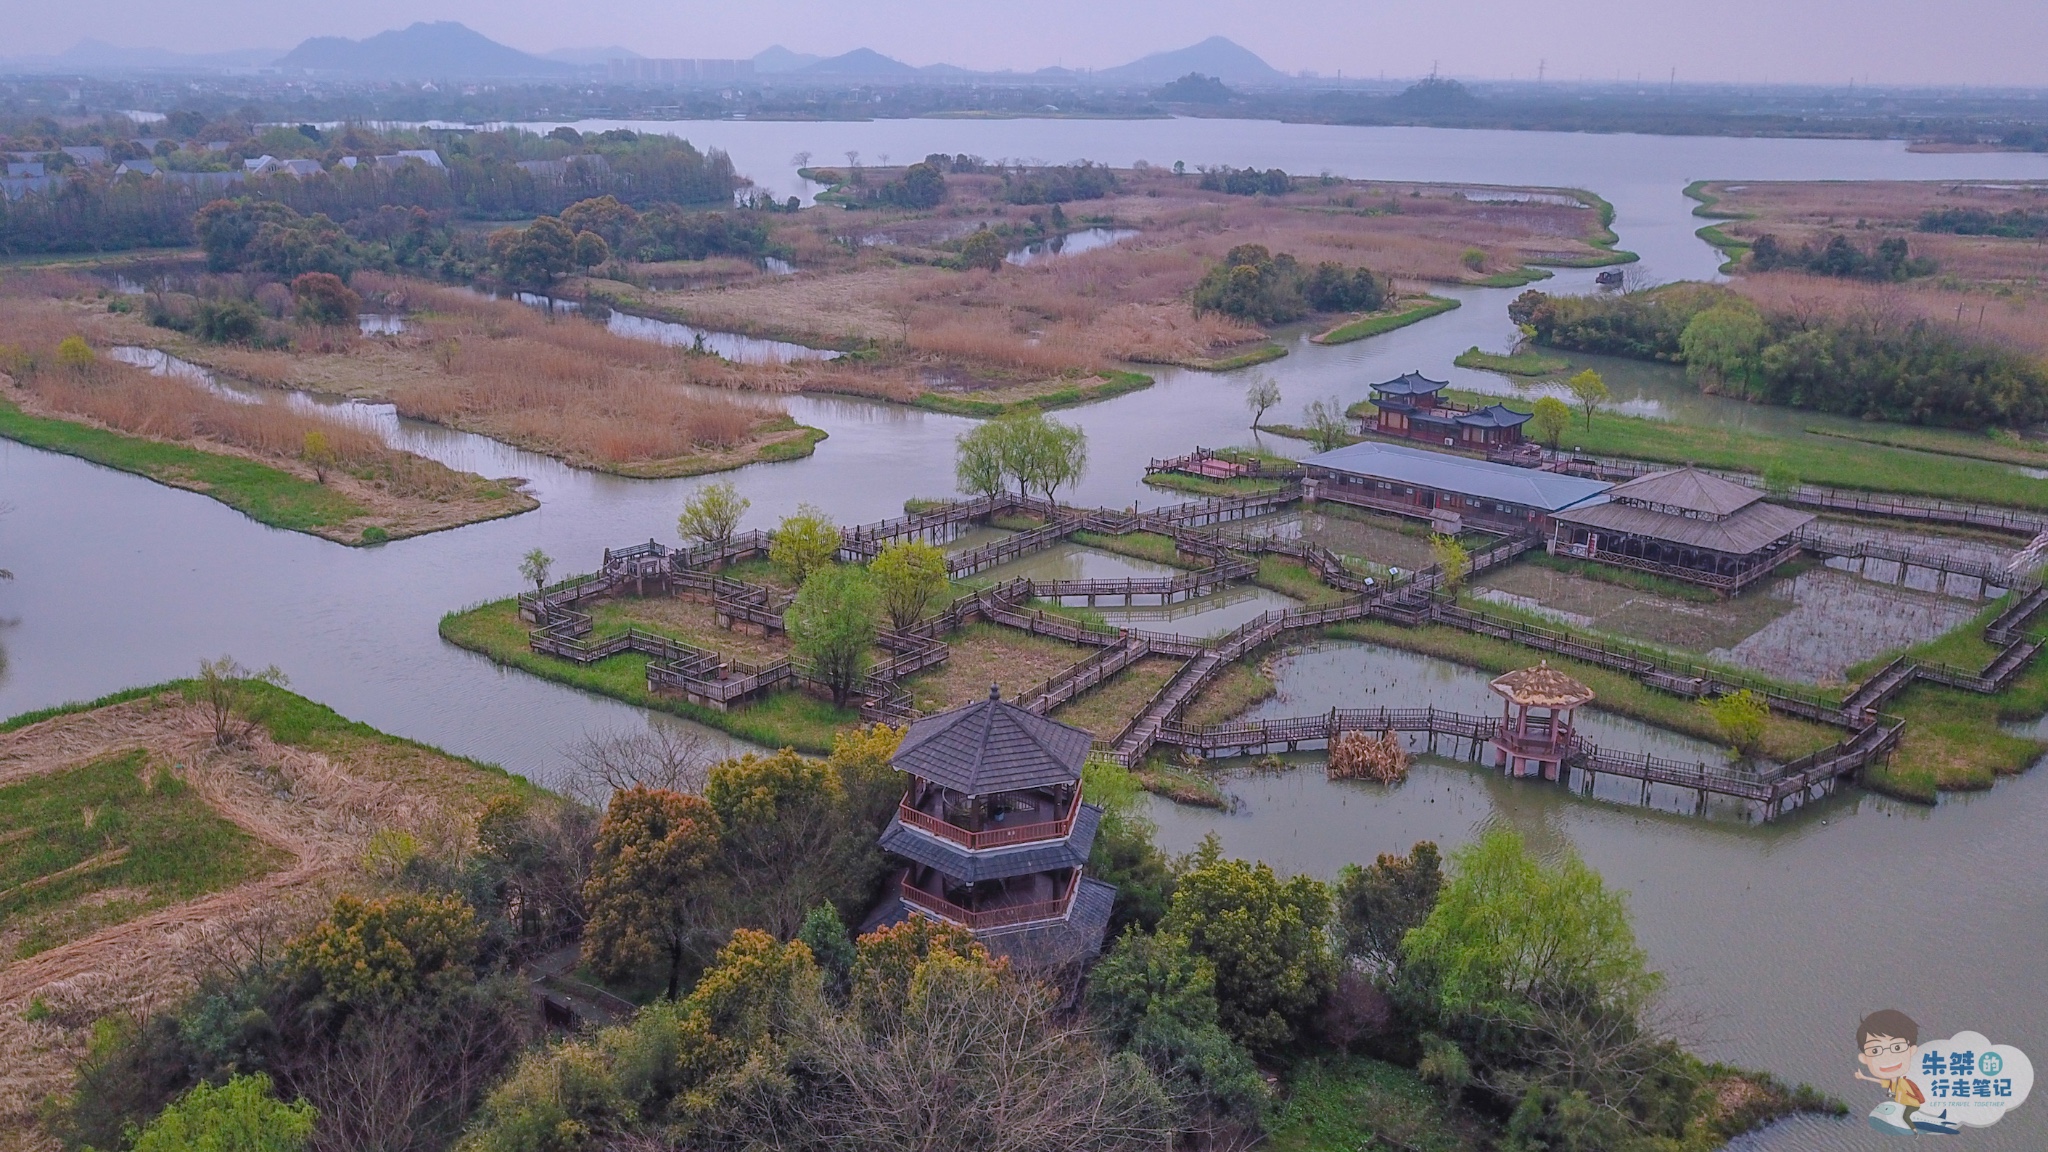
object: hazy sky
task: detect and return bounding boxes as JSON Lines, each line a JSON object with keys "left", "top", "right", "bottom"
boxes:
{"left": 14, "top": 0, "right": 2048, "bottom": 86}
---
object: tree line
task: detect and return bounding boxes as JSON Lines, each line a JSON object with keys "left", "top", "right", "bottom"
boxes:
{"left": 1747, "top": 232, "right": 1934, "bottom": 281}
{"left": 0, "top": 127, "right": 738, "bottom": 257}
{"left": 1511, "top": 284, "right": 2048, "bottom": 427}
{"left": 1919, "top": 206, "right": 2048, "bottom": 239}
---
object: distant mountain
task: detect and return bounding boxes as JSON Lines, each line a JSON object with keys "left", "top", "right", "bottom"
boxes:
{"left": 543, "top": 46, "right": 639, "bottom": 66}
{"left": 277, "top": 22, "right": 572, "bottom": 78}
{"left": 1097, "top": 37, "right": 1284, "bottom": 84}
{"left": 753, "top": 45, "right": 823, "bottom": 73}
{"left": 801, "top": 48, "right": 917, "bottom": 76}
{"left": 2, "top": 39, "right": 280, "bottom": 71}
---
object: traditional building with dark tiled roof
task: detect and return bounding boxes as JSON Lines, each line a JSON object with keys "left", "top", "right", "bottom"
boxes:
{"left": 1547, "top": 466, "right": 1814, "bottom": 594}
{"left": 862, "top": 686, "right": 1115, "bottom": 969}
{"left": 1365, "top": 370, "right": 1534, "bottom": 450}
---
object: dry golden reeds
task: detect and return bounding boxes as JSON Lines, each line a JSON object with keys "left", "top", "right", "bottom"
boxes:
{"left": 1327, "top": 730, "right": 1409, "bottom": 783}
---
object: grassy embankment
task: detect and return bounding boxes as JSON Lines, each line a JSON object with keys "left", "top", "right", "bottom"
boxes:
{"left": 0, "top": 399, "right": 388, "bottom": 542}
{"left": 1269, "top": 1054, "right": 1835, "bottom": 1152}
{"left": 1311, "top": 295, "right": 1462, "bottom": 345}
{"left": 439, "top": 600, "right": 854, "bottom": 754}
{"left": 1453, "top": 345, "right": 1570, "bottom": 376}
{"left": 1684, "top": 180, "right": 1753, "bottom": 273}
{"left": 1125, "top": 341, "right": 1290, "bottom": 372}
{"left": 910, "top": 369, "right": 1154, "bottom": 417}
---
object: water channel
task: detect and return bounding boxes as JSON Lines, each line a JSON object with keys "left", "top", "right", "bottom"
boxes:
{"left": 6, "top": 123, "right": 2048, "bottom": 1150}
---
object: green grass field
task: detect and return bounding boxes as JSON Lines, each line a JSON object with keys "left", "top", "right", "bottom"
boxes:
{"left": 1552, "top": 408, "right": 2048, "bottom": 511}
{"left": 0, "top": 749, "right": 287, "bottom": 959}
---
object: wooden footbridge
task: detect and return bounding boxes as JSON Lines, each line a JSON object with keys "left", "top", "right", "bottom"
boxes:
{"left": 513, "top": 476, "right": 2048, "bottom": 821}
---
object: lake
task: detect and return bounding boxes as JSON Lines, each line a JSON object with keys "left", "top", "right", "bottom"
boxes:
{"left": 4, "top": 121, "right": 2045, "bottom": 1151}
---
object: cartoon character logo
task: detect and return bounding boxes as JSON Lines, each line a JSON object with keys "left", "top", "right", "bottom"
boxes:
{"left": 1856, "top": 1011, "right": 2034, "bottom": 1136}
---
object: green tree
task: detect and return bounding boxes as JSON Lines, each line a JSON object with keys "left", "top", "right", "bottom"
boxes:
{"left": 1679, "top": 301, "right": 1769, "bottom": 398}
{"left": 288, "top": 891, "right": 482, "bottom": 1008}
{"left": 769, "top": 505, "right": 841, "bottom": 585}
{"left": 954, "top": 421, "right": 1009, "bottom": 499}
{"left": 677, "top": 480, "right": 750, "bottom": 549}
{"left": 289, "top": 272, "right": 360, "bottom": 326}
{"left": 1566, "top": 368, "right": 1610, "bottom": 431}
{"left": 1162, "top": 836, "right": 1336, "bottom": 1054}
{"left": 1402, "top": 827, "right": 1658, "bottom": 1022}
{"left": 518, "top": 548, "right": 553, "bottom": 595}
{"left": 1706, "top": 689, "right": 1770, "bottom": 756}
{"left": 798, "top": 902, "right": 857, "bottom": 994}
{"left": 300, "top": 429, "right": 335, "bottom": 484}
{"left": 704, "top": 749, "right": 866, "bottom": 936}
{"left": 785, "top": 565, "right": 879, "bottom": 707}
{"left": 1428, "top": 532, "right": 1471, "bottom": 594}
{"left": 1015, "top": 413, "right": 1088, "bottom": 502}
{"left": 571, "top": 230, "right": 610, "bottom": 272}
{"left": 56, "top": 334, "right": 95, "bottom": 374}
{"left": 583, "top": 786, "right": 723, "bottom": 999}
{"left": 1302, "top": 397, "right": 1351, "bottom": 452}
{"left": 489, "top": 216, "right": 577, "bottom": 292}
{"left": 1335, "top": 840, "right": 1443, "bottom": 976}
{"left": 1088, "top": 929, "right": 1268, "bottom": 1126}
{"left": 1245, "top": 375, "right": 1282, "bottom": 429}
{"left": 1530, "top": 396, "right": 1571, "bottom": 448}
{"left": 957, "top": 226, "right": 1005, "bottom": 272}
{"left": 870, "top": 539, "right": 950, "bottom": 630}
{"left": 128, "top": 1074, "right": 315, "bottom": 1152}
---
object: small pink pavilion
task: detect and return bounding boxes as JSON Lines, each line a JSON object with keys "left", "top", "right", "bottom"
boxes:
{"left": 1488, "top": 661, "right": 1595, "bottom": 781}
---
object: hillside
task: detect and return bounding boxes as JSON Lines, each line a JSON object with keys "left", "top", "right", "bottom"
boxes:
{"left": 276, "top": 21, "right": 572, "bottom": 77}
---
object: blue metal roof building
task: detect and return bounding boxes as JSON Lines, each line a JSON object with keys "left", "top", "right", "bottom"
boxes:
{"left": 1302, "top": 440, "right": 1611, "bottom": 532}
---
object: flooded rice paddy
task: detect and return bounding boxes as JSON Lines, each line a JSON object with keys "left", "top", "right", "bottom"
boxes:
{"left": 1474, "top": 556, "right": 1988, "bottom": 685}
{"left": 11, "top": 122, "right": 2048, "bottom": 1152}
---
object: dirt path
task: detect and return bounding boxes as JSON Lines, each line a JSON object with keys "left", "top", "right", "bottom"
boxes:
{"left": 0, "top": 697, "right": 460, "bottom": 1151}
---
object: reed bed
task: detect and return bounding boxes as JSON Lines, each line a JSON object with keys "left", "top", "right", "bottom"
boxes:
{"left": 1732, "top": 273, "right": 2048, "bottom": 358}
{"left": 352, "top": 283, "right": 784, "bottom": 465}
{"left": 0, "top": 294, "right": 483, "bottom": 501}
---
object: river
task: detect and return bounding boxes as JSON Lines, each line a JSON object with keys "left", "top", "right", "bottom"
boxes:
{"left": 3, "top": 122, "right": 2044, "bottom": 1150}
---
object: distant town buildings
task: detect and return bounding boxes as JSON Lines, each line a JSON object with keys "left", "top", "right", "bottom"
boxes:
{"left": 607, "top": 58, "right": 755, "bottom": 84}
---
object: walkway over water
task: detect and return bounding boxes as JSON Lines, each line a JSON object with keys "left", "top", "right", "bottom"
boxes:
{"left": 517, "top": 486, "right": 2048, "bottom": 821}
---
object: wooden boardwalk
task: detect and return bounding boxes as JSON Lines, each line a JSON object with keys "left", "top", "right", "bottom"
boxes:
{"left": 1153, "top": 705, "right": 1904, "bottom": 818}
{"left": 512, "top": 481, "right": 2048, "bottom": 817}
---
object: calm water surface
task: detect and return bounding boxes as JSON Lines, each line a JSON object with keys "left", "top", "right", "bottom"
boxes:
{"left": 6, "top": 122, "right": 2047, "bottom": 1151}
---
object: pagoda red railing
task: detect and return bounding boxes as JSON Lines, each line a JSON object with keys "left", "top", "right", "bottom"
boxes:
{"left": 896, "top": 787, "right": 1083, "bottom": 851}
{"left": 899, "top": 870, "right": 1081, "bottom": 932}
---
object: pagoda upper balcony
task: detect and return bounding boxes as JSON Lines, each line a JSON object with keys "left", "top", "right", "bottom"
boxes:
{"left": 897, "top": 784, "right": 1083, "bottom": 850}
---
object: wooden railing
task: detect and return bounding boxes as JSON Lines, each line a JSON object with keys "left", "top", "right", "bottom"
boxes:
{"left": 899, "top": 870, "right": 1081, "bottom": 932}
{"left": 896, "top": 788, "right": 1083, "bottom": 850}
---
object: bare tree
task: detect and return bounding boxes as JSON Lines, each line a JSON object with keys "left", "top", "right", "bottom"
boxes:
{"left": 193, "top": 655, "right": 288, "bottom": 747}
{"left": 559, "top": 724, "right": 723, "bottom": 806}
{"left": 777, "top": 964, "right": 1177, "bottom": 1152}
{"left": 292, "top": 989, "right": 530, "bottom": 1152}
